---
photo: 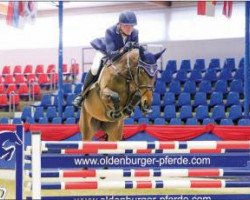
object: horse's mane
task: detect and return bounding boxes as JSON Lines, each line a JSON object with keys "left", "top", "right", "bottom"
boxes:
{"left": 113, "top": 48, "right": 139, "bottom": 67}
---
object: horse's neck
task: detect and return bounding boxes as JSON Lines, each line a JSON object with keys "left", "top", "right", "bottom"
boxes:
{"left": 116, "top": 50, "right": 139, "bottom": 73}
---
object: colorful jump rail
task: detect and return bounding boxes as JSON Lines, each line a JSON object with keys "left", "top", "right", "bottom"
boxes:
{"left": 34, "top": 179, "right": 250, "bottom": 190}
{"left": 14, "top": 127, "right": 250, "bottom": 200}
{"left": 41, "top": 140, "right": 250, "bottom": 150}
{"left": 26, "top": 146, "right": 250, "bottom": 154}
{"left": 27, "top": 168, "right": 250, "bottom": 178}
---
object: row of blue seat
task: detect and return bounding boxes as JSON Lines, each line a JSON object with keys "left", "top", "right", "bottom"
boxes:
{"left": 161, "top": 67, "right": 243, "bottom": 83}
{"left": 152, "top": 91, "right": 243, "bottom": 107}
{"left": 0, "top": 117, "right": 78, "bottom": 124}
{"left": 125, "top": 117, "right": 250, "bottom": 126}
{"left": 21, "top": 105, "right": 79, "bottom": 122}
{"left": 155, "top": 79, "right": 243, "bottom": 95}
{"left": 131, "top": 105, "right": 243, "bottom": 122}
{"left": 165, "top": 57, "right": 241, "bottom": 73}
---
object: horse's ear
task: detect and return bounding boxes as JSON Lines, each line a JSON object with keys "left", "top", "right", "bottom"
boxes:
{"left": 154, "top": 48, "right": 166, "bottom": 61}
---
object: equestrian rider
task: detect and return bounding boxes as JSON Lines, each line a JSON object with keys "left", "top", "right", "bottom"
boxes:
{"left": 73, "top": 11, "right": 138, "bottom": 108}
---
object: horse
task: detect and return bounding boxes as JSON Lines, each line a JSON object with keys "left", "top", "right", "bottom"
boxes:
{"left": 79, "top": 45, "right": 165, "bottom": 141}
{"left": 0, "top": 131, "right": 22, "bottom": 161}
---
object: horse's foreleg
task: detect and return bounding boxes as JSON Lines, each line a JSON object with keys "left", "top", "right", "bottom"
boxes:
{"left": 80, "top": 107, "right": 99, "bottom": 141}
{"left": 123, "top": 90, "right": 141, "bottom": 116}
{"left": 101, "top": 88, "right": 122, "bottom": 119}
{"left": 103, "top": 121, "right": 123, "bottom": 141}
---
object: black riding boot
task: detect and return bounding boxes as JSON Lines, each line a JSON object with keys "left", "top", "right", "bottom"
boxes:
{"left": 72, "top": 72, "right": 96, "bottom": 108}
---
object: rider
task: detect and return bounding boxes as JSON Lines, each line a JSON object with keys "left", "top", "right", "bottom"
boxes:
{"left": 72, "top": 11, "right": 139, "bottom": 108}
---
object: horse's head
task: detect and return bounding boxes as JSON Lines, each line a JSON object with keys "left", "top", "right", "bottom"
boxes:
{"left": 136, "top": 47, "right": 166, "bottom": 114}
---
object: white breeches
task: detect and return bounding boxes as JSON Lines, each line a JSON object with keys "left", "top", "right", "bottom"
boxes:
{"left": 90, "top": 51, "right": 105, "bottom": 75}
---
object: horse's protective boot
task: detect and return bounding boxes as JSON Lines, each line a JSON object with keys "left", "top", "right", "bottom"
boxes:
{"left": 72, "top": 72, "right": 96, "bottom": 108}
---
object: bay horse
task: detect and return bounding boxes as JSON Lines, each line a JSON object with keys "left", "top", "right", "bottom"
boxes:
{"left": 79, "top": 45, "right": 165, "bottom": 141}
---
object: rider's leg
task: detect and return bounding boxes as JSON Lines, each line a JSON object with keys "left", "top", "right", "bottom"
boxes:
{"left": 73, "top": 52, "right": 104, "bottom": 108}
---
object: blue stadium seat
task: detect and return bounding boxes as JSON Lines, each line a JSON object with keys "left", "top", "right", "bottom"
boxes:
{"left": 209, "top": 92, "right": 223, "bottom": 107}
{"left": 204, "top": 68, "right": 218, "bottom": 82}
{"left": 183, "top": 80, "right": 196, "bottom": 95}
{"left": 223, "top": 58, "right": 235, "bottom": 71}
{"left": 65, "top": 117, "right": 76, "bottom": 124}
{"left": 132, "top": 106, "right": 144, "bottom": 120}
{"left": 63, "top": 83, "right": 73, "bottom": 96}
{"left": 0, "top": 117, "right": 8, "bottom": 124}
{"left": 46, "top": 106, "right": 57, "bottom": 121}
{"left": 214, "top": 80, "right": 228, "bottom": 94}
{"left": 163, "top": 105, "right": 176, "bottom": 120}
{"left": 193, "top": 59, "right": 205, "bottom": 72}
{"left": 148, "top": 106, "right": 161, "bottom": 120}
{"left": 161, "top": 69, "right": 173, "bottom": 84}
{"left": 163, "top": 92, "right": 175, "bottom": 106}
{"left": 12, "top": 117, "right": 22, "bottom": 124}
{"left": 51, "top": 117, "right": 62, "bottom": 124}
{"left": 21, "top": 106, "right": 32, "bottom": 122}
{"left": 165, "top": 60, "right": 177, "bottom": 72}
{"left": 39, "top": 94, "right": 52, "bottom": 108}
{"left": 169, "top": 118, "right": 182, "bottom": 125}
{"left": 175, "top": 70, "right": 188, "bottom": 83}
{"left": 219, "top": 68, "right": 233, "bottom": 81}
{"left": 168, "top": 80, "right": 181, "bottom": 95}
{"left": 124, "top": 117, "right": 134, "bottom": 125}
{"left": 76, "top": 109, "right": 81, "bottom": 120}
{"left": 202, "top": 118, "right": 215, "bottom": 125}
{"left": 225, "top": 92, "right": 240, "bottom": 107}
{"left": 152, "top": 93, "right": 161, "bottom": 106}
{"left": 34, "top": 106, "right": 44, "bottom": 122}
{"left": 62, "top": 106, "right": 75, "bottom": 120}
{"left": 186, "top": 118, "right": 198, "bottom": 125}
{"left": 208, "top": 58, "right": 220, "bottom": 70}
{"left": 238, "top": 57, "right": 244, "bottom": 69}
{"left": 65, "top": 93, "right": 76, "bottom": 106}
{"left": 74, "top": 83, "right": 83, "bottom": 94}
{"left": 230, "top": 79, "right": 243, "bottom": 93}
{"left": 154, "top": 118, "right": 166, "bottom": 125}
{"left": 228, "top": 105, "right": 242, "bottom": 121}
{"left": 211, "top": 105, "right": 226, "bottom": 121}
{"left": 177, "top": 92, "right": 191, "bottom": 107}
{"left": 238, "top": 118, "right": 250, "bottom": 126}
{"left": 179, "top": 105, "right": 193, "bottom": 120}
{"left": 198, "top": 80, "right": 212, "bottom": 94}
{"left": 220, "top": 118, "right": 234, "bottom": 125}
{"left": 196, "top": 105, "right": 209, "bottom": 120}
{"left": 53, "top": 94, "right": 65, "bottom": 107}
{"left": 234, "top": 68, "right": 243, "bottom": 80}
{"left": 193, "top": 92, "right": 207, "bottom": 107}
{"left": 154, "top": 80, "right": 166, "bottom": 95}
{"left": 180, "top": 59, "right": 191, "bottom": 72}
{"left": 189, "top": 69, "right": 202, "bottom": 83}
{"left": 26, "top": 117, "right": 35, "bottom": 124}
{"left": 138, "top": 117, "right": 150, "bottom": 124}
{"left": 38, "top": 117, "right": 48, "bottom": 124}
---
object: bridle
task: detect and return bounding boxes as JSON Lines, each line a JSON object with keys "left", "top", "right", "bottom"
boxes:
{"left": 111, "top": 49, "right": 156, "bottom": 94}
